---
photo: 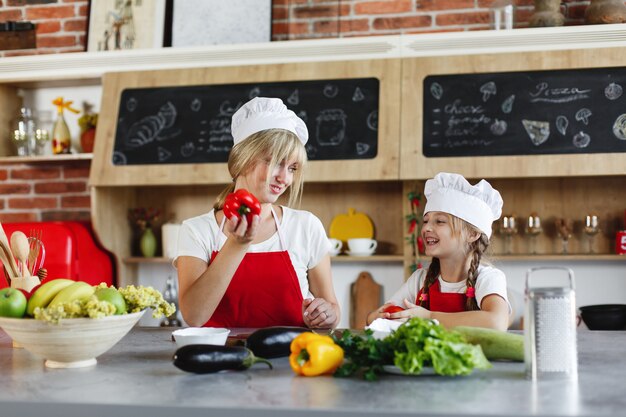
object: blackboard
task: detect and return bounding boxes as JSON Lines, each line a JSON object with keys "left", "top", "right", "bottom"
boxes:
{"left": 423, "top": 67, "right": 626, "bottom": 157}
{"left": 112, "top": 78, "right": 380, "bottom": 165}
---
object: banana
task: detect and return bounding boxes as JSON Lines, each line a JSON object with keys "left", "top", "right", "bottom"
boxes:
{"left": 48, "top": 281, "right": 95, "bottom": 308}
{"left": 26, "top": 278, "right": 75, "bottom": 316}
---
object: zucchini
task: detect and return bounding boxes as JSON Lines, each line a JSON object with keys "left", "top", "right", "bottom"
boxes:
{"left": 454, "top": 326, "right": 524, "bottom": 362}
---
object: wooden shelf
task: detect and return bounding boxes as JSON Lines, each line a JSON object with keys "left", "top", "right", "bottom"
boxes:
{"left": 491, "top": 254, "right": 626, "bottom": 262}
{"left": 124, "top": 255, "right": 406, "bottom": 264}
{"left": 125, "top": 257, "right": 173, "bottom": 264}
{"left": 0, "top": 153, "right": 93, "bottom": 164}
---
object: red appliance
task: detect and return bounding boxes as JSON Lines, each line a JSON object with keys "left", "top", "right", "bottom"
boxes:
{"left": 0, "top": 221, "right": 116, "bottom": 289}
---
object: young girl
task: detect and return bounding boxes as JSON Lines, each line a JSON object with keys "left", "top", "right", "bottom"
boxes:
{"left": 367, "top": 172, "right": 510, "bottom": 330}
{"left": 175, "top": 97, "right": 340, "bottom": 329}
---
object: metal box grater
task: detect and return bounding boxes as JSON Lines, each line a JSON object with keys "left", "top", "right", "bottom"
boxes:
{"left": 524, "top": 267, "right": 578, "bottom": 381}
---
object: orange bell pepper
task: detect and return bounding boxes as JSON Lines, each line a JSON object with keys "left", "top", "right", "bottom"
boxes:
{"left": 289, "top": 332, "right": 344, "bottom": 376}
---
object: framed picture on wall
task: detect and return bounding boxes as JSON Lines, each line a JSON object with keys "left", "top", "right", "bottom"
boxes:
{"left": 171, "top": 0, "right": 272, "bottom": 47}
{"left": 86, "top": 0, "right": 167, "bottom": 52}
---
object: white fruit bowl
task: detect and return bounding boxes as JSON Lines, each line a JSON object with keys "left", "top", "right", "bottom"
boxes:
{"left": 0, "top": 310, "right": 145, "bottom": 368}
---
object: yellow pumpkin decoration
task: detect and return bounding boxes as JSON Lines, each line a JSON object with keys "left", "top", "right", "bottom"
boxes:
{"left": 329, "top": 208, "right": 375, "bottom": 242}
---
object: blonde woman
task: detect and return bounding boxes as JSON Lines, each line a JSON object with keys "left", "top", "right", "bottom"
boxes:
{"left": 175, "top": 97, "right": 339, "bottom": 329}
{"left": 368, "top": 172, "right": 510, "bottom": 330}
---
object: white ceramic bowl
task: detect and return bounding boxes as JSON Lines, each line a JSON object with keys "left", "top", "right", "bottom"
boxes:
{"left": 172, "top": 327, "right": 230, "bottom": 347}
{"left": 0, "top": 310, "right": 145, "bottom": 368}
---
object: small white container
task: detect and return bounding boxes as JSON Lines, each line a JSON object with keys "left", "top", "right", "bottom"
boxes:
{"left": 172, "top": 327, "right": 230, "bottom": 347}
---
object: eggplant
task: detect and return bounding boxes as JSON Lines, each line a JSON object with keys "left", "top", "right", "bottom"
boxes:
{"left": 246, "top": 326, "right": 309, "bottom": 358}
{"left": 173, "top": 344, "right": 272, "bottom": 374}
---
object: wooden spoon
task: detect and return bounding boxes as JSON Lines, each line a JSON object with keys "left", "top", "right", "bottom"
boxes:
{"left": 10, "top": 231, "right": 31, "bottom": 277}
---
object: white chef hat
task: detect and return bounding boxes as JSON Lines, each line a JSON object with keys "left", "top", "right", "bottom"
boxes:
{"left": 231, "top": 97, "right": 308, "bottom": 145}
{"left": 424, "top": 172, "right": 503, "bottom": 238}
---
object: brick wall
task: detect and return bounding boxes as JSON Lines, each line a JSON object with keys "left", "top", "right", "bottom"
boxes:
{"left": 0, "top": 162, "right": 91, "bottom": 222}
{"left": 0, "top": 0, "right": 601, "bottom": 222}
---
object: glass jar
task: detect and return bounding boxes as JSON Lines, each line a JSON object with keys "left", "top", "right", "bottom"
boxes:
{"left": 10, "top": 107, "right": 35, "bottom": 156}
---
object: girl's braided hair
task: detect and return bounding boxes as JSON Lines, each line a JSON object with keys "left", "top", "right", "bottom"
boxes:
{"left": 418, "top": 213, "right": 490, "bottom": 311}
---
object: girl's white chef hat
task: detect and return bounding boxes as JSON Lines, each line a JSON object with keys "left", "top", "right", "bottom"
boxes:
{"left": 424, "top": 172, "right": 503, "bottom": 238}
{"left": 231, "top": 97, "right": 308, "bottom": 145}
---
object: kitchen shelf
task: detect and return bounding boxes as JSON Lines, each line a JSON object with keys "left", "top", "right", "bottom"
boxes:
{"left": 491, "top": 254, "right": 626, "bottom": 262}
{"left": 0, "top": 153, "right": 92, "bottom": 164}
{"left": 124, "top": 255, "right": 406, "bottom": 264}
{"left": 331, "top": 255, "right": 404, "bottom": 262}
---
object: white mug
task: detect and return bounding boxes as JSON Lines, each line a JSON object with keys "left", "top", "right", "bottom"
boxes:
{"left": 328, "top": 238, "right": 342, "bottom": 256}
{"left": 347, "top": 238, "right": 377, "bottom": 255}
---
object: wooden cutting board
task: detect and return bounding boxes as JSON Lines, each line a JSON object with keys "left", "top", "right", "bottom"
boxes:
{"left": 350, "top": 271, "right": 383, "bottom": 329}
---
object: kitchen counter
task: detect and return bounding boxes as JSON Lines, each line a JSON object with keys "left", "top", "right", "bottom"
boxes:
{"left": 1, "top": 328, "right": 625, "bottom": 417}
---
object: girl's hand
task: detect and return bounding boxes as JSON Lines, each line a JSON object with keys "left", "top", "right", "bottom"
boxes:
{"left": 372, "top": 303, "right": 403, "bottom": 321}
{"left": 302, "top": 298, "right": 336, "bottom": 329}
{"left": 387, "top": 298, "right": 431, "bottom": 320}
{"left": 225, "top": 214, "right": 260, "bottom": 244}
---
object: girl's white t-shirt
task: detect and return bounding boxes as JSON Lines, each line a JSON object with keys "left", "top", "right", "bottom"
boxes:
{"left": 387, "top": 264, "right": 510, "bottom": 311}
{"left": 174, "top": 206, "right": 331, "bottom": 299}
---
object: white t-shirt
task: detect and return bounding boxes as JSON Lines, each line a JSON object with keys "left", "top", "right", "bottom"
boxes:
{"left": 387, "top": 264, "right": 510, "bottom": 312}
{"left": 174, "top": 206, "right": 331, "bottom": 299}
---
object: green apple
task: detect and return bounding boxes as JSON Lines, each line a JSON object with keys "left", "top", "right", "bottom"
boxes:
{"left": 94, "top": 287, "right": 127, "bottom": 315}
{"left": 0, "top": 288, "right": 27, "bottom": 318}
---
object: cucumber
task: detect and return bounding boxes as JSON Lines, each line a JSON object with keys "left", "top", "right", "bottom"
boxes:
{"left": 454, "top": 326, "right": 524, "bottom": 362}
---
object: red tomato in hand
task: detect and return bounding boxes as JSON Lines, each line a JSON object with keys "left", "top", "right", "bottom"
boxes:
{"left": 383, "top": 305, "right": 404, "bottom": 314}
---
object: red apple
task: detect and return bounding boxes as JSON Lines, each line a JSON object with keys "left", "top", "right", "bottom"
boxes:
{"left": 0, "top": 288, "right": 27, "bottom": 318}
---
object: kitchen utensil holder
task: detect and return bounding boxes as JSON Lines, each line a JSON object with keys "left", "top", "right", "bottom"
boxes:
{"left": 524, "top": 266, "right": 578, "bottom": 381}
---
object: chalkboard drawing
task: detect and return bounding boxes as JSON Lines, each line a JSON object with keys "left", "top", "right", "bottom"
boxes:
{"left": 356, "top": 142, "right": 370, "bottom": 155}
{"left": 572, "top": 131, "right": 591, "bottom": 148}
{"left": 556, "top": 115, "right": 569, "bottom": 136}
{"left": 305, "top": 143, "right": 318, "bottom": 158}
{"left": 430, "top": 82, "right": 443, "bottom": 100}
{"left": 366, "top": 110, "right": 378, "bottom": 131}
{"left": 522, "top": 119, "right": 550, "bottom": 146}
{"left": 323, "top": 84, "right": 339, "bottom": 99}
{"left": 190, "top": 98, "right": 202, "bottom": 112}
{"left": 575, "top": 108, "right": 592, "bottom": 125}
{"left": 126, "top": 97, "right": 138, "bottom": 112}
{"left": 125, "top": 102, "right": 177, "bottom": 149}
{"left": 288, "top": 89, "right": 299, "bottom": 106}
{"left": 501, "top": 95, "right": 515, "bottom": 114}
{"left": 181, "top": 142, "right": 195, "bottom": 157}
{"left": 316, "top": 109, "right": 346, "bottom": 146}
{"left": 209, "top": 100, "right": 241, "bottom": 144}
{"left": 112, "top": 151, "right": 127, "bottom": 165}
{"left": 479, "top": 82, "right": 497, "bottom": 102}
{"left": 490, "top": 119, "right": 507, "bottom": 136}
{"left": 529, "top": 82, "right": 590, "bottom": 103}
{"left": 605, "top": 83, "right": 623, "bottom": 101}
{"left": 249, "top": 87, "right": 261, "bottom": 99}
{"left": 612, "top": 114, "right": 626, "bottom": 140}
{"left": 158, "top": 146, "right": 172, "bottom": 162}
{"left": 352, "top": 87, "right": 365, "bottom": 102}
{"left": 297, "top": 110, "right": 308, "bottom": 123}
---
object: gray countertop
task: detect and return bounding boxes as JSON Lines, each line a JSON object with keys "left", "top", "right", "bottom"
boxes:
{"left": 1, "top": 327, "right": 625, "bottom": 417}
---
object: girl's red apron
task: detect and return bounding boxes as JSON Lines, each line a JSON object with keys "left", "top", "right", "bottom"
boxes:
{"left": 204, "top": 208, "right": 305, "bottom": 328}
{"left": 417, "top": 279, "right": 467, "bottom": 313}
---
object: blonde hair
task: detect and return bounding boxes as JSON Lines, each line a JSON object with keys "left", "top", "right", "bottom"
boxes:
{"left": 418, "top": 213, "right": 490, "bottom": 311}
{"left": 214, "top": 129, "right": 308, "bottom": 210}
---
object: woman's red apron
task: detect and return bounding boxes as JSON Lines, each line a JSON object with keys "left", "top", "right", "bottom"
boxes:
{"left": 204, "top": 208, "right": 305, "bottom": 328}
{"left": 417, "top": 279, "right": 467, "bottom": 313}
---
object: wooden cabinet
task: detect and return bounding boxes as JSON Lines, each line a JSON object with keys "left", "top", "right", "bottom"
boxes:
{"left": 0, "top": 32, "right": 624, "bottom": 287}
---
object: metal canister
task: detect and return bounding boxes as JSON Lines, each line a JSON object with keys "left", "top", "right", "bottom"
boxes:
{"left": 524, "top": 266, "right": 578, "bottom": 381}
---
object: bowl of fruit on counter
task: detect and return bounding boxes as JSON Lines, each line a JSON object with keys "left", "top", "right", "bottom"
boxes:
{"left": 0, "top": 279, "right": 176, "bottom": 368}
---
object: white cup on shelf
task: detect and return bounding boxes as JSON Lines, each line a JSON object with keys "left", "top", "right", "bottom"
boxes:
{"left": 161, "top": 223, "right": 181, "bottom": 259}
{"left": 347, "top": 238, "right": 377, "bottom": 256}
{"left": 328, "top": 238, "right": 342, "bottom": 256}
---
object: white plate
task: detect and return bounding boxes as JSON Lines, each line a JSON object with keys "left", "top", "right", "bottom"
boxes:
{"left": 346, "top": 250, "right": 375, "bottom": 257}
{"left": 382, "top": 365, "right": 437, "bottom": 376}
